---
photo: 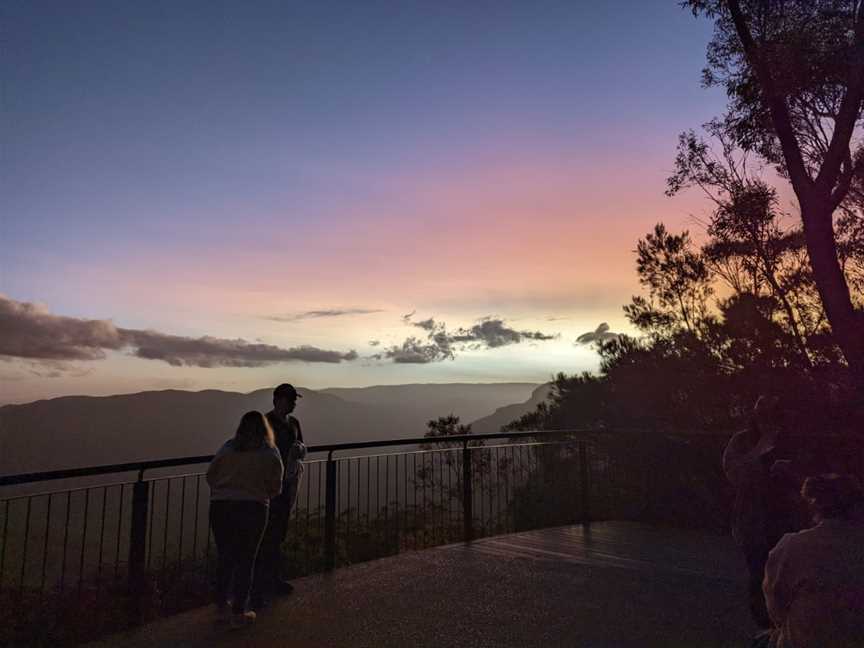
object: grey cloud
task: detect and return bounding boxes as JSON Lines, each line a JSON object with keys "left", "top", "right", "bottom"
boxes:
{"left": 412, "top": 317, "right": 437, "bottom": 331}
{"left": 382, "top": 314, "right": 557, "bottom": 364}
{"left": 265, "top": 308, "right": 383, "bottom": 322}
{"left": 453, "top": 318, "right": 557, "bottom": 348}
{"left": 383, "top": 337, "right": 455, "bottom": 364}
{"left": 120, "top": 329, "right": 358, "bottom": 367}
{"left": 0, "top": 295, "right": 124, "bottom": 361}
{"left": 575, "top": 322, "right": 620, "bottom": 345}
{"left": 0, "top": 294, "right": 358, "bottom": 370}
{"left": 368, "top": 340, "right": 381, "bottom": 347}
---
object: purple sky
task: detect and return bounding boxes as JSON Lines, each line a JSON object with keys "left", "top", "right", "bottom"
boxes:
{"left": 0, "top": 1, "right": 728, "bottom": 403}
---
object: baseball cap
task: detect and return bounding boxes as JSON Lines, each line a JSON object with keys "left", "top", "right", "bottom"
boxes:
{"left": 273, "top": 383, "right": 302, "bottom": 400}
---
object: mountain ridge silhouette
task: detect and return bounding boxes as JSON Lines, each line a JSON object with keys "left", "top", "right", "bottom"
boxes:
{"left": 0, "top": 383, "right": 542, "bottom": 474}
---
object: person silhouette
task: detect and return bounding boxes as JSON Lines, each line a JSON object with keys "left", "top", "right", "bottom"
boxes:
{"left": 206, "top": 411, "right": 283, "bottom": 628}
{"left": 251, "top": 383, "right": 307, "bottom": 608}
{"left": 723, "top": 395, "right": 785, "bottom": 629}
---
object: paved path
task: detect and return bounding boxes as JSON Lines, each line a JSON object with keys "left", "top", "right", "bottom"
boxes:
{"left": 94, "top": 522, "right": 755, "bottom": 647}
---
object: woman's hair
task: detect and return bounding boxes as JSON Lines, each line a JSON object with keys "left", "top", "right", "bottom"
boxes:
{"left": 233, "top": 411, "right": 275, "bottom": 452}
{"left": 801, "top": 473, "right": 864, "bottom": 521}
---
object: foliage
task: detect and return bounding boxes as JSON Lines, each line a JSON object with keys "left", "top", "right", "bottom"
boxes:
{"left": 682, "top": 0, "right": 864, "bottom": 375}
{"left": 624, "top": 224, "right": 713, "bottom": 337}
{"left": 507, "top": 208, "right": 860, "bottom": 435}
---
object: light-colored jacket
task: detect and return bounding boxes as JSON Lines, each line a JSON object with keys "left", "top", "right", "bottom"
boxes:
{"left": 722, "top": 429, "right": 773, "bottom": 547}
{"left": 206, "top": 440, "right": 283, "bottom": 504}
{"left": 764, "top": 519, "right": 864, "bottom": 648}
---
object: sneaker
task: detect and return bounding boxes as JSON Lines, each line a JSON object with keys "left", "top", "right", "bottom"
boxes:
{"left": 229, "top": 610, "right": 257, "bottom": 629}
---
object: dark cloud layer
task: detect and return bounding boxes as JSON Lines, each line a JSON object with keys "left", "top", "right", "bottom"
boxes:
{"left": 0, "top": 296, "right": 122, "bottom": 361}
{"left": 377, "top": 314, "right": 558, "bottom": 364}
{"left": 265, "top": 308, "right": 383, "bottom": 322}
{"left": 120, "top": 329, "right": 358, "bottom": 367}
{"left": 0, "top": 295, "right": 358, "bottom": 370}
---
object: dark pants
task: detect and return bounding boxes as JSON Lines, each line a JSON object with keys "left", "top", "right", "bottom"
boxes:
{"left": 253, "top": 477, "right": 300, "bottom": 600}
{"left": 210, "top": 500, "right": 268, "bottom": 613}
{"left": 743, "top": 543, "right": 772, "bottom": 629}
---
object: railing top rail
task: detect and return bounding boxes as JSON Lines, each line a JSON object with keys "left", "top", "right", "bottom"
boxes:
{"left": 6, "top": 426, "right": 854, "bottom": 488}
{"left": 0, "top": 429, "right": 592, "bottom": 487}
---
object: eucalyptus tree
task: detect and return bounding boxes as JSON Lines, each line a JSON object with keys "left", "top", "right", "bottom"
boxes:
{"left": 685, "top": 0, "right": 864, "bottom": 378}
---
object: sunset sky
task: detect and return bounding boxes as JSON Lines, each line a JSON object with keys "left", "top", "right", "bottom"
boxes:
{"left": 1, "top": 1, "right": 728, "bottom": 404}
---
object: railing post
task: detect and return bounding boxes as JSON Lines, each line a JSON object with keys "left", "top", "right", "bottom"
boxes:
{"left": 578, "top": 439, "right": 590, "bottom": 524}
{"left": 324, "top": 452, "right": 337, "bottom": 571}
{"left": 462, "top": 441, "right": 473, "bottom": 542}
{"left": 127, "top": 471, "right": 150, "bottom": 625}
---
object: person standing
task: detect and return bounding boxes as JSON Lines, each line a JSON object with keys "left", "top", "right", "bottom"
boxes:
{"left": 252, "top": 383, "right": 307, "bottom": 607}
{"left": 207, "top": 411, "right": 283, "bottom": 628}
{"left": 723, "top": 395, "right": 783, "bottom": 629}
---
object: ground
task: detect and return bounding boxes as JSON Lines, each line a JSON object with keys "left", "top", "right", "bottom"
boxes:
{"left": 92, "top": 522, "right": 754, "bottom": 647}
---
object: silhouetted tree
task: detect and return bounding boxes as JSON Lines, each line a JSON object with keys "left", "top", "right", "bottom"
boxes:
{"left": 624, "top": 224, "right": 714, "bottom": 338}
{"left": 418, "top": 415, "right": 491, "bottom": 507}
{"left": 684, "top": 0, "right": 864, "bottom": 381}
{"left": 668, "top": 125, "right": 821, "bottom": 364}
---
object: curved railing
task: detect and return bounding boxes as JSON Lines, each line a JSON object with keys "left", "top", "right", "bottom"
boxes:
{"left": 14, "top": 427, "right": 851, "bottom": 644}
{"left": 2, "top": 429, "right": 614, "bottom": 644}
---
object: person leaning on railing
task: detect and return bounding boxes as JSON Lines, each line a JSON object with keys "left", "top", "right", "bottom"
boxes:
{"left": 206, "top": 411, "right": 283, "bottom": 629}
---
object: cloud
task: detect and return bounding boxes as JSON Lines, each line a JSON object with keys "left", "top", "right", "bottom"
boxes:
{"left": 412, "top": 317, "right": 437, "bottom": 331}
{"left": 453, "top": 318, "right": 557, "bottom": 348}
{"left": 381, "top": 337, "right": 455, "bottom": 364}
{"left": 575, "top": 322, "right": 620, "bottom": 345}
{"left": 368, "top": 339, "right": 381, "bottom": 347}
{"left": 119, "top": 329, "right": 358, "bottom": 367}
{"left": 0, "top": 294, "right": 358, "bottom": 371}
{"left": 379, "top": 314, "right": 558, "bottom": 363}
{"left": 265, "top": 308, "right": 383, "bottom": 322}
{"left": 0, "top": 296, "right": 124, "bottom": 361}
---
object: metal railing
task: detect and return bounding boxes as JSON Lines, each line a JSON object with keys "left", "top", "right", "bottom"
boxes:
{"left": 5, "top": 425, "right": 863, "bottom": 644}
{"left": 2, "top": 429, "right": 613, "bottom": 644}
{"left": 22, "top": 427, "right": 861, "bottom": 643}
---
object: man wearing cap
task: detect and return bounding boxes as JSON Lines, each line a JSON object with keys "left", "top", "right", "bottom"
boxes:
{"left": 252, "top": 383, "right": 307, "bottom": 606}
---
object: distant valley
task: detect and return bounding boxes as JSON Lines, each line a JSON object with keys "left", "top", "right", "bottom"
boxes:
{"left": 0, "top": 383, "right": 548, "bottom": 474}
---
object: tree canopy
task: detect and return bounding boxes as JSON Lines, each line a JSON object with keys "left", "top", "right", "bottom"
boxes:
{"left": 683, "top": 0, "right": 864, "bottom": 380}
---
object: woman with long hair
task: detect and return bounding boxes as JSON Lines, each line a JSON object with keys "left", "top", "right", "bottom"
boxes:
{"left": 206, "top": 411, "right": 283, "bottom": 628}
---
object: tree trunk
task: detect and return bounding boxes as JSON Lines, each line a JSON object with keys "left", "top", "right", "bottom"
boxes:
{"left": 800, "top": 194, "right": 864, "bottom": 377}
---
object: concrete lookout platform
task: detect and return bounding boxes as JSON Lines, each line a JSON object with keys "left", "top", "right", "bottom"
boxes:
{"left": 92, "top": 522, "right": 755, "bottom": 647}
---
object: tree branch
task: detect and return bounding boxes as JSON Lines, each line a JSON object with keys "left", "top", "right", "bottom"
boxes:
{"left": 815, "top": 14, "right": 864, "bottom": 196}
{"left": 830, "top": 150, "right": 860, "bottom": 211}
{"left": 725, "top": 0, "right": 813, "bottom": 197}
